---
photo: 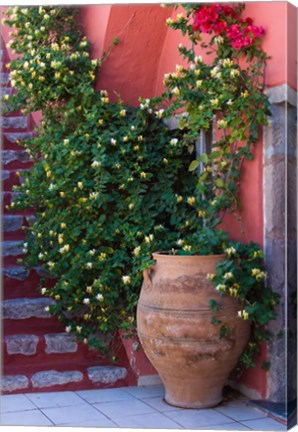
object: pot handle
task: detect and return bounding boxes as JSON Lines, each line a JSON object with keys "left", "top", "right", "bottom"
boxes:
{"left": 143, "top": 267, "right": 154, "bottom": 286}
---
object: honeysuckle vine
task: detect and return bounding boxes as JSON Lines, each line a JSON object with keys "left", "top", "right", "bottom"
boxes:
{"left": 3, "top": 4, "right": 279, "bottom": 372}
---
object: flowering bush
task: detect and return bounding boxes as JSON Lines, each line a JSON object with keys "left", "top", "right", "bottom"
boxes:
{"left": 192, "top": 3, "right": 265, "bottom": 50}
{"left": 3, "top": 6, "right": 203, "bottom": 351}
{"left": 3, "top": 4, "right": 279, "bottom": 371}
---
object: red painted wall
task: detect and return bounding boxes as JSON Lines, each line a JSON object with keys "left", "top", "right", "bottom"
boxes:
{"left": 80, "top": 2, "right": 297, "bottom": 398}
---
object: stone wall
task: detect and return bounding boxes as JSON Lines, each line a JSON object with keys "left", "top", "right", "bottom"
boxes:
{"left": 263, "top": 84, "right": 297, "bottom": 402}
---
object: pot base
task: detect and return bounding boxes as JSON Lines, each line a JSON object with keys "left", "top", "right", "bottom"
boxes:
{"left": 164, "top": 395, "right": 223, "bottom": 409}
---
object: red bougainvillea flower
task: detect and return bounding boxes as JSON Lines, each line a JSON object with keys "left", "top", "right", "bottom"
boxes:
{"left": 192, "top": 3, "right": 265, "bottom": 50}
{"left": 192, "top": 4, "right": 220, "bottom": 33}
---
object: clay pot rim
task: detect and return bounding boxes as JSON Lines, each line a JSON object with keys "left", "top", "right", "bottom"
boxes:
{"left": 152, "top": 251, "right": 226, "bottom": 260}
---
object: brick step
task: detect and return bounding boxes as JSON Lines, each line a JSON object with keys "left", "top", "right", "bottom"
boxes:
{"left": 2, "top": 297, "right": 56, "bottom": 321}
{"left": 3, "top": 316, "right": 65, "bottom": 337}
{"left": 2, "top": 229, "right": 25, "bottom": 241}
{"left": 1, "top": 115, "right": 29, "bottom": 130}
{"left": 0, "top": 71, "right": 10, "bottom": 85}
{"left": 1, "top": 148, "right": 33, "bottom": 167}
{"left": 2, "top": 131, "right": 34, "bottom": 150}
{"left": 2, "top": 214, "right": 34, "bottom": 240}
{"left": 2, "top": 266, "right": 49, "bottom": 300}
{"left": 1, "top": 296, "right": 65, "bottom": 337}
{"left": 2, "top": 193, "right": 34, "bottom": 214}
{"left": 3, "top": 332, "right": 111, "bottom": 369}
{"left": 2, "top": 169, "right": 25, "bottom": 190}
{"left": 2, "top": 240, "right": 26, "bottom": 266}
{"left": 1, "top": 364, "right": 132, "bottom": 395}
{"left": 2, "top": 213, "right": 33, "bottom": 230}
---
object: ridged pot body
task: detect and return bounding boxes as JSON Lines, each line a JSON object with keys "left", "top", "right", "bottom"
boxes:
{"left": 137, "top": 253, "right": 250, "bottom": 408}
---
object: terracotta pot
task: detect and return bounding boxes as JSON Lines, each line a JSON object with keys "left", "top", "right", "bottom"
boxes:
{"left": 137, "top": 252, "right": 250, "bottom": 408}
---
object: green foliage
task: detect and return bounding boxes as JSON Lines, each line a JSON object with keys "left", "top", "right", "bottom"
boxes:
{"left": 209, "top": 241, "right": 279, "bottom": 371}
{"left": 152, "top": 4, "right": 271, "bottom": 228}
{"left": 4, "top": 5, "right": 205, "bottom": 352}
{"left": 4, "top": 4, "right": 279, "bottom": 372}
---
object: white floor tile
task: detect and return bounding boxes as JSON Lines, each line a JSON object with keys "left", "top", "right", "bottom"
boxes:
{"left": 1, "top": 409, "right": 54, "bottom": 426}
{"left": 166, "top": 408, "right": 236, "bottom": 428}
{"left": 143, "top": 396, "right": 186, "bottom": 412}
{"left": 199, "top": 422, "right": 252, "bottom": 430}
{"left": 122, "top": 384, "right": 165, "bottom": 399}
{"left": 76, "top": 387, "right": 134, "bottom": 404}
{"left": 93, "top": 398, "right": 157, "bottom": 419}
{"left": 114, "top": 411, "right": 184, "bottom": 429}
{"left": 215, "top": 405, "right": 267, "bottom": 421}
{"left": 0, "top": 394, "right": 37, "bottom": 413}
{"left": 60, "top": 417, "right": 118, "bottom": 427}
{"left": 25, "top": 390, "right": 85, "bottom": 408}
{"left": 41, "top": 402, "right": 111, "bottom": 425}
{"left": 240, "top": 417, "right": 287, "bottom": 431}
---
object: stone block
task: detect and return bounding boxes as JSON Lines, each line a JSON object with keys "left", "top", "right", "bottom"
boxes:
{"left": 1, "top": 149, "right": 30, "bottom": 165}
{"left": 2, "top": 298, "right": 55, "bottom": 319}
{"left": 1, "top": 375, "right": 29, "bottom": 392}
{"left": 4, "top": 131, "right": 33, "bottom": 144}
{"left": 3, "top": 266, "right": 29, "bottom": 281}
{"left": 1, "top": 170, "right": 10, "bottom": 180}
{"left": 0, "top": 72, "right": 10, "bottom": 85}
{"left": 31, "top": 370, "right": 83, "bottom": 388}
{"left": 1, "top": 116, "right": 28, "bottom": 129}
{"left": 3, "top": 215, "right": 24, "bottom": 232}
{"left": 2, "top": 240, "right": 25, "bottom": 256}
{"left": 263, "top": 156, "right": 285, "bottom": 239}
{"left": 44, "top": 333, "right": 78, "bottom": 354}
{"left": 87, "top": 366, "right": 127, "bottom": 384}
{"left": 6, "top": 334, "right": 39, "bottom": 355}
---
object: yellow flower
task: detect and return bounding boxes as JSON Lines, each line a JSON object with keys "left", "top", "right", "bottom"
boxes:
{"left": 77, "top": 182, "right": 83, "bottom": 190}
{"left": 196, "top": 80, "right": 203, "bottom": 87}
{"left": 252, "top": 268, "right": 260, "bottom": 276}
{"left": 229, "top": 288, "right": 238, "bottom": 297}
{"left": 133, "top": 246, "right": 141, "bottom": 256}
{"left": 222, "top": 58, "right": 234, "bottom": 68}
{"left": 119, "top": 109, "right": 126, "bottom": 117}
{"left": 218, "top": 119, "right": 228, "bottom": 128}
{"left": 60, "top": 223, "right": 66, "bottom": 229}
{"left": 238, "top": 310, "right": 249, "bottom": 320}
{"left": 241, "top": 90, "right": 249, "bottom": 98}
{"left": 98, "top": 119, "right": 104, "bottom": 126}
{"left": 122, "top": 275, "right": 131, "bottom": 284}
{"left": 198, "top": 210, "right": 206, "bottom": 217}
{"left": 187, "top": 196, "right": 196, "bottom": 206}
{"left": 172, "top": 87, "right": 180, "bottom": 96}
{"left": 216, "top": 284, "right": 226, "bottom": 293}
{"left": 230, "top": 69, "right": 240, "bottom": 78}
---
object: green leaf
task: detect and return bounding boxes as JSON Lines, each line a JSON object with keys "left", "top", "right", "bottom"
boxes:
{"left": 188, "top": 160, "right": 199, "bottom": 172}
{"left": 215, "top": 178, "right": 225, "bottom": 188}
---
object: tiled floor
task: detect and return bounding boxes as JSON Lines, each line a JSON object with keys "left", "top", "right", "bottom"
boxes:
{"left": 0, "top": 384, "right": 287, "bottom": 430}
